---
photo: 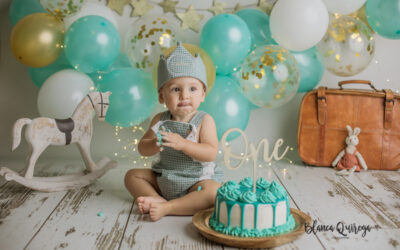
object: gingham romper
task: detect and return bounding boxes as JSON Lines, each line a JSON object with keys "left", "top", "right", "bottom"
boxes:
{"left": 151, "top": 110, "right": 224, "bottom": 201}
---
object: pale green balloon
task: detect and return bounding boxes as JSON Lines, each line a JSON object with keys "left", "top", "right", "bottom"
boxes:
{"left": 37, "top": 69, "right": 94, "bottom": 119}
{"left": 97, "top": 68, "right": 157, "bottom": 127}
{"left": 199, "top": 75, "right": 250, "bottom": 141}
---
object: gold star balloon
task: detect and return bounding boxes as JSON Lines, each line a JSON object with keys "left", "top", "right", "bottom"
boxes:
{"left": 130, "top": 0, "right": 154, "bottom": 17}
{"left": 208, "top": 0, "right": 226, "bottom": 15}
{"left": 107, "top": 0, "right": 130, "bottom": 16}
{"left": 158, "top": 0, "right": 178, "bottom": 14}
{"left": 176, "top": 5, "right": 204, "bottom": 32}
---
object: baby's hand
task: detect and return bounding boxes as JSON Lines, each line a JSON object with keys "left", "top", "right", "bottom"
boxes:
{"left": 160, "top": 131, "right": 186, "bottom": 151}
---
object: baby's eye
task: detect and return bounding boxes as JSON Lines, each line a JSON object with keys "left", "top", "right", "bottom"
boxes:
{"left": 172, "top": 87, "right": 180, "bottom": 92}
{"left": 190, "top": 87, "right": 197, "bottom": 91}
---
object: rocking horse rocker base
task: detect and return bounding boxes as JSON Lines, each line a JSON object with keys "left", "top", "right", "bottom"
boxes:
{"left": 0, "top": 157, "right": 117, "bottom": 192}
{"left": 1, "top": 91, "right": 117, "bottom": 192}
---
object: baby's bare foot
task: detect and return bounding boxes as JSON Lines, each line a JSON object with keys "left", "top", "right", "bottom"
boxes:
{"left": 137, "top": 196, "right": 166, "bottom": 214}
{"left": 149, "top": 202, "right": 169, "bottom": 221}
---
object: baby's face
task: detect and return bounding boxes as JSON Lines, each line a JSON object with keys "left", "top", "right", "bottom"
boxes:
{"left": 159, "top": 77, "right": 205, "bottom": 118}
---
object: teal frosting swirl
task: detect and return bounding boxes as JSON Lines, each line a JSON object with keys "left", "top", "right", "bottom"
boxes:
{"left": 217, "top": 185, "right": 229, "bottom": 197}
{"left": 224, "top": 189, "right": 241, "bottom": 201}
{"left": 256, "top": 177, "right": 271, "bottom": 190}
{"left": 239, "top": 190, "right": 258, "bottom": 203}
{"left": 259, "top": 190, "right": 276, "bottom": 203}
{"left": 239, "top": 177, "right": 253, "bottom": 188}
{"left": 269, "top": 181, "right": 287, "bottom": 200}
{"left": 224, "top": 180, "right": 240, "bottom": 188}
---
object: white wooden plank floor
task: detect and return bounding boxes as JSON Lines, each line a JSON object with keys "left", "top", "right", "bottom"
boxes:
{"left": 0, "top": 158, "right": 399, "bottom": 250}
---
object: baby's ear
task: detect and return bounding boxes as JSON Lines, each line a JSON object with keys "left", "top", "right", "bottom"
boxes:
{"left": 158, "top": 90, "right": 164, "bottom": 104}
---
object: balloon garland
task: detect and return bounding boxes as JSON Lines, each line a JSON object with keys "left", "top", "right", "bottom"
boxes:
{"left": 7, "top": 0, "right": 400, "bottom": 157}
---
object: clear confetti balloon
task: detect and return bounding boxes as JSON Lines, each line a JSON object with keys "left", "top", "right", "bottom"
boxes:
{"left": 124, "top": 15, "right": 182, "bottom": 73}
{"left": 239, "top": 45, "right": 299, "bottom": 108}
{"left": 40, "top": 0, "right": 86, "bottom": 19}
{"left": 317, "top": 15, "right": 375, "bottom": 77}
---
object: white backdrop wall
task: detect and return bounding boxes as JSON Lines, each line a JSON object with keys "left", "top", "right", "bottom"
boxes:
{"left": 0, "top": 0, "right": 399, "bottom": 165}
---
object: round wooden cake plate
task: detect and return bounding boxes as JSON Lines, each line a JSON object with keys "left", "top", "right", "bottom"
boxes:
{"left": 192, "top": 208, "right": 312, "bottom": 249}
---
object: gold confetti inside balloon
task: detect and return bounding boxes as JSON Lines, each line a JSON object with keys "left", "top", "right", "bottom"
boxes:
{"left": 317, "top": 15, "right": 375, "bottom": 77}
{"left": 40, "top": 0, "right": 86, "bottom": 19}
{"left": 10, "top": 13, "right": 65, "bottom": 68}
{"left": 238, "top": 44, "right": 299, "bottom": 108}
{"left": 152, "top": 43, "right": 216, "bottom": 94}
{"left": 124, "top": 15, "right": 182, "bottom": 73}
{"left": 349, "top": 4, "right": 374, "bottom": 33}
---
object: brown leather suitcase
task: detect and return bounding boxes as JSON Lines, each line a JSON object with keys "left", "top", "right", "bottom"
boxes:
{"left": 297, "top": 80, "right": 400, "bottom": 170}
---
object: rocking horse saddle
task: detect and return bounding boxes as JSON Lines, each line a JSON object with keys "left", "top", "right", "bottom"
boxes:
{"left": 55, "top": 118, "right": 75, "bottom": 145}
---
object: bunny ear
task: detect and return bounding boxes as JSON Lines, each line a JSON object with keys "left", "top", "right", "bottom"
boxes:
{"left": 354, "top": 127, "right": 361, "bottom": 136}
{"left": 346, "top": 125, "right": 352, "bottom": 135}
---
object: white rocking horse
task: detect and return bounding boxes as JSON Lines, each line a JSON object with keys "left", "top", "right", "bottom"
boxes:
{"left": 0, "top": 91, "right": 117, "bottom": 192}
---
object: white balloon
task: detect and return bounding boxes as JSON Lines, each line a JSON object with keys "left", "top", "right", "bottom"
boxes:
{"left": 64, "top": 2, "right": 119, "bottom": 30}
{"left": 38, "top": 69, "right": 94, "bottom": 119}
{"left": 322, "top": 0, "right": 366, "bottom": 15}
{"left": 270, "top": 0, "right": 329, "bottom": 51}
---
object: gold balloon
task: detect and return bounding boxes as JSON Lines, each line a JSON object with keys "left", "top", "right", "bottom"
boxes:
{"left": 10, "top": 13, "right": 65, "bottom": 68}
{"left": 153, "top": 43, "right": 216, "bottom": 95}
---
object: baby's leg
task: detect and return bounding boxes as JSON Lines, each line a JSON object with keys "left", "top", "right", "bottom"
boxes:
{"left": 124, "top": 169, "right": 166, "bottom": 214}
{"left": 149, "top": 179, "right": 220, "bottom": 221}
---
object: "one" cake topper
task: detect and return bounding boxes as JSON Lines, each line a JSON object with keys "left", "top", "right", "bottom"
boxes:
{"left": 220, "top": 128, "right": 289, "bottom": 192}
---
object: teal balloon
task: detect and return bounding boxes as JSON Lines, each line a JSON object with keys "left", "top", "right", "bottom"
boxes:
{"left": 28, "top": 53, "right": 73, "bottom": 88}
{"left": 89, "top": 52, "right": 132, "bottom": 86}
{"left": 199, "top": 75, "right": 250, "bottom": 141}
{"left": 366, "top": 0, "right": 400, "bottom": 39}
{"left": 200, "top": 14, "right": 251, "bottom": 75}
{"left": 97, "top": 68, "right": 157, "bottom": 127}
{"left": 9, "top": 0, "right": 46, "bottom": 27}
{"left": 65, "top": 15, "right": 120, "bottom": 73}
{"left": 292, "top": 47, "right": 324, "bottom": 93}
{"left": 235, "top": 8, "right": 276, "bottom": 49}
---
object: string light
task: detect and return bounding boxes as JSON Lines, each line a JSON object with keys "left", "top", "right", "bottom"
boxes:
{"left": 113, "top": 125, "right": 157, "bottom": 168}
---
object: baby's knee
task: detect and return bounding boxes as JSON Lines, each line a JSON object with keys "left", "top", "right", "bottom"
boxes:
{"left": 124, "top": 169, "right": 138, "bottom": 187}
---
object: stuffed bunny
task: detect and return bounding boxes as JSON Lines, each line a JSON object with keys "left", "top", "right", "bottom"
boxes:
{"left": 332, "top": 125, "right": 368, "bottom": 176}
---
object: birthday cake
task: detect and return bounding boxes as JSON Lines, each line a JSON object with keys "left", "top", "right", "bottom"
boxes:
{"left": 209, "top": 177, "right": 295, "bottom": 237}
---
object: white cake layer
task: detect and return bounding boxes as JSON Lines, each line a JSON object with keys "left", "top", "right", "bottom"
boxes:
{"left": 218, "top": 200, "right": 287, "bottom": 229}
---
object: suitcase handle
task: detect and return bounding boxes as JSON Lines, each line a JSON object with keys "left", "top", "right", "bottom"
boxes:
{"left": 338, "top": 80, "right": 378, "bottom": 91}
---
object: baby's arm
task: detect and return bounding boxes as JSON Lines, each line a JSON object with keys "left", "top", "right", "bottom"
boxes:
{"left": 161, "top": 114, "right": 218, "bottom": 162}
{"left": 138, "top": 113, "right": 163, "bottom": 156}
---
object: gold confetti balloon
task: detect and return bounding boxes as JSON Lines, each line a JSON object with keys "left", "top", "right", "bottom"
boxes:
{"left": 238, "top": 45, "right": 299, "bottom": 108}
{"left": 10, "top": 13, "right": 65, "bottom": 68}
{"left": 40, "top": 0, "right": 86, "bottom": 19}
{"left": 124, "top": 15, "right": 182, "bottom": 73}
{"left": 153, "top": 43, "right": 216, "bottom": 94}
{"left": 316, "top": 15, "right": 375, "bottom": 77}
